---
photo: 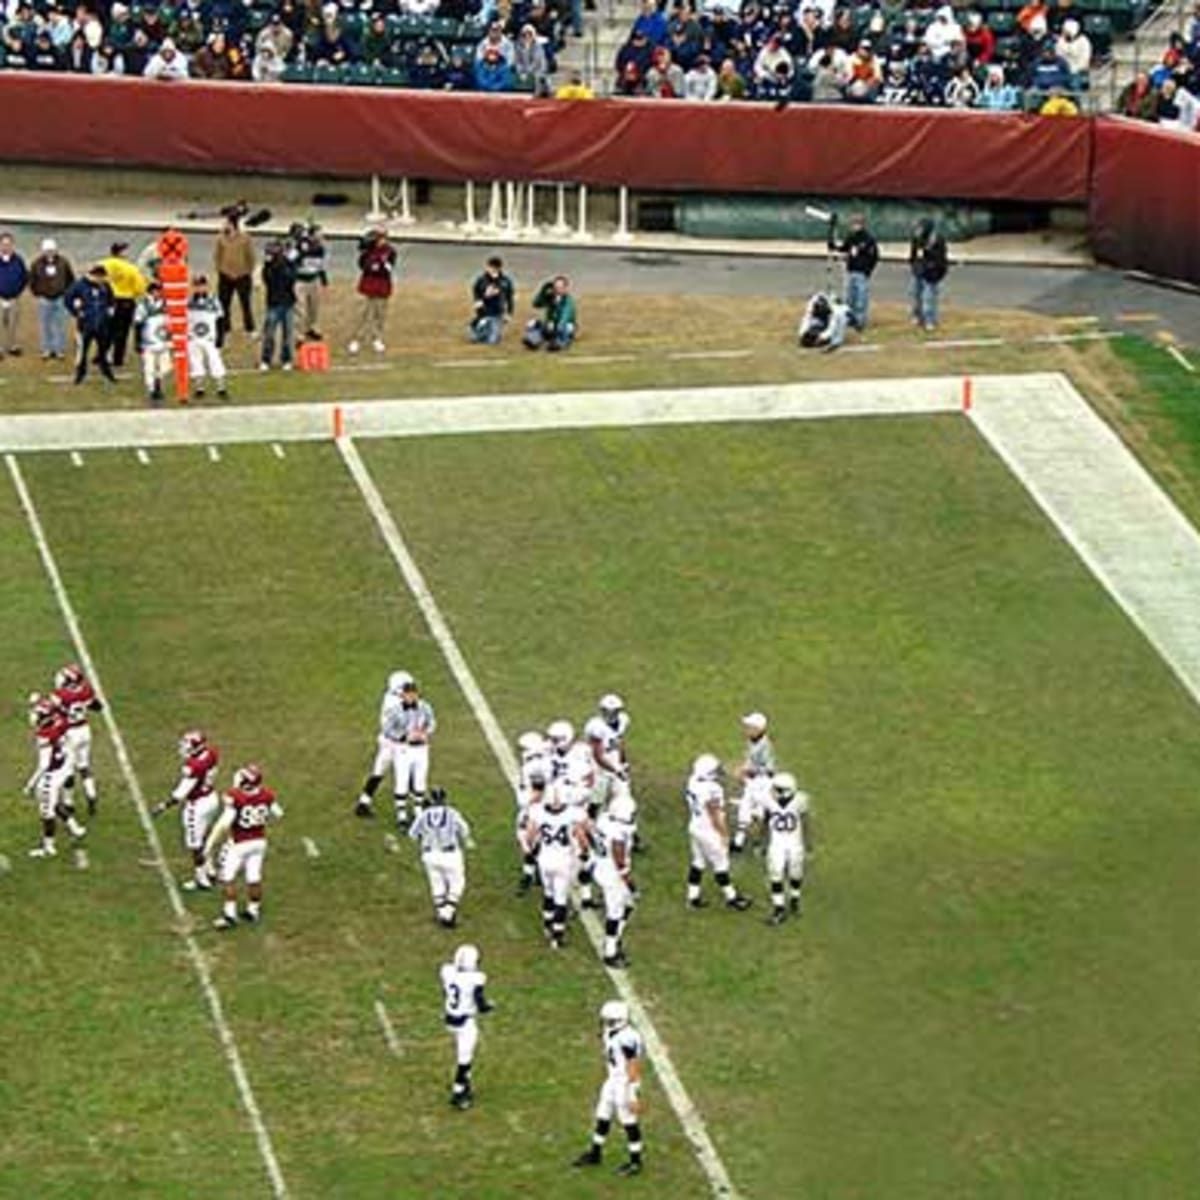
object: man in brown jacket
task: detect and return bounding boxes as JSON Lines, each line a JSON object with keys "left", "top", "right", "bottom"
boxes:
{"left": 213, "top": 216, "right": 256, "bottom": 347}
{"left": 29, "top": 237, "right": 75, "bottom": 360}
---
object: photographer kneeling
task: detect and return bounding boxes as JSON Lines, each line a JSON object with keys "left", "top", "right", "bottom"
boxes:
{"left": 797, "top": 291, "right": 849, "bottom": 352}
{"left": 523, "top": 275, "right": 577, "bottom": 352}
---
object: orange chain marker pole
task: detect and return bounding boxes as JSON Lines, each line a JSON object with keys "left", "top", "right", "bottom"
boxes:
{"left": 157, "top": 228, "right": 190, "bottom": 405}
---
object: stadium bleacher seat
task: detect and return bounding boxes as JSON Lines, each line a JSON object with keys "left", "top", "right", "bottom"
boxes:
{"left": 312, "top": 61, "right": 341, "bottom": 85}
{"left": 280, "top": 62, "right": 312, "bottom": 84}
{"left": 987, "top": 12, "right": 1017, "bottom": 36}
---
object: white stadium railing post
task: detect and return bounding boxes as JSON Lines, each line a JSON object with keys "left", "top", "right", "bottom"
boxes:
{"left": 366, "top": 173, "right": 386, "bottom": 224}
{"left": 551, "top": 183, "right": 571, "bottom": 236}
{"left": 612, "top": 185, "right": 634, "bottom": 243}
{"left": 574, "top": 183, "right": 594, "bottom": 241}
{"left": 461, "top": 180, "right": 480, "bottom": 234}
{"left": 395, "top": 177, "right": 416, "bottom": 227}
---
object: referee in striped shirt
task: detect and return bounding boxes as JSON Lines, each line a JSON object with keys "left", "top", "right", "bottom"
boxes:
{"left": 409, "top": 788, "right": 474, "bottom": 928}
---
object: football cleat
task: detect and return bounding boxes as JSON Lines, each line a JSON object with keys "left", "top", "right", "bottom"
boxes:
{"left": 450, "top": 1091, "right": 473, "bottom": 1111}
{"left": 181, "top": 877, "right": 212, "bottom": 892}
{"left": 86, "top": 796, "right": 97, "bottom": 817}
{"left": 789, "top": 897, "right": 802, "bottom": 915}
{"left": 768, "top": 909, "right": 788, "bottom": 926}
{"left": 212, "top": 914, "right": 238, "bottom": 930}
{"left": 354, "top": 799, "right": 375, "bottom": 819}
{"left": 573, "top": 1148, "right": 602, "bottom": 1168}
{"left": 727, "top": 895, "right": 753, "bottom": 912}
{"left": 603, "top": 952, "right": 629, "bottom": 970}
{"left": 687, "top": 897, "right": 708, "bottom": 910}
{"left": 616, "top": 1160, "right": 643, "bottom": 1177}
{"left": 28, "top": 844, "right": 57, "bottom": 859}
{"left": 241, "top": 909, "right": 260, "bottom": 924}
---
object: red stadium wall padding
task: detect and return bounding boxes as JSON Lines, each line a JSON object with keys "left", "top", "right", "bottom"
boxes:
{"left": 1090, "top": 117, "right": 1200, "bottom": 285}
{"left": 0, "top": 74, "right": 1090, "bottom": 202}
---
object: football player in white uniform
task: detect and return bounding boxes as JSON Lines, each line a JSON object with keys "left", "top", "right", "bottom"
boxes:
{"left": 25, "top": 692, "right": 86, "bottom": 858}
{"left": 151, "top": 729, "right": 221, "bottom": 891}
{"left": 685, "top": 754, "right": 752, "bottom": 911}
{"left": 187, "top": 276, "right": 228, "bottom": 400}
{"left": 515, "top": 730, "right": 550, "bottom": 895}
{"left": 547, "top": 719, "right": 598, "bottom": 908}
{"left": 584, "top": 693, "right": 633, "bottom": 814}
{"left": 573, "top": 1000, "right": 645, "bottom": 1177}
{"left": 732, "top": 711, "right": 776, "bottom": 853}
{"left": 522, "top": 776, "right": 589, "bottom": 948}
{"left": 440, "top": 943, "right": 494, "bottom": 1110}
{"left": 409, "top": 787, "right": 474, "bottom": 928}
{"left": 136, "top": 282, "right": 173, "bottom": 406}
{"left": 591, "top": 793, "right": 637, "bottom": 968}
{"left": 354, "top": 671, "right": 437, "bottom": 827}
{"left": 763, "top": 772, "right": 813, "bottom": 924}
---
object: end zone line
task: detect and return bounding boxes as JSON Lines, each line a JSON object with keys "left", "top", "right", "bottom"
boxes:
{"left": 4, "top": 454, "right": 290, "bottom": 1200}
{"left": 336, "top": 436, "right": 741, "bottom": 1200}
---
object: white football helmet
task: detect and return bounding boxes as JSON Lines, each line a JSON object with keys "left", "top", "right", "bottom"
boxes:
{"left": 517, "top": 730, "right": 547, "bottom": 756}
{"left": 600, "top": 999, "right": 629, "bottom": 1031}
{"left": 388, "top": 670, "right": 414, "bottom": 695}
{"left": 55, "top": 663, "right": 84, "bottom": 690}
{"left": 772, "top": 771, "right": 798, "bottom": 800}
{"left": 547, "top": 720, "right": 574, "bottom": 750}
{"left": 691, "top": 753, "right": 721, "bottom": 781}
{"left": 179, "top": 729, "right": 208, "bottom": 759}
{"left": 454, "top": 944, "right": 480, "bottom": 972}
{"left": 608, "top": 793, "right": 637, "bottom": 825}
{"left": 742, "top": 712, "right": 769, "bottom": 734}
{"left": 598, "top": 692, "right": 624, "bottom": 715}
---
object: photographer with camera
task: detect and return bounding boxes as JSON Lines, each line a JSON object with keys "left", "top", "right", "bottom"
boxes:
{"left": 909, "top": 217, "right": 949, "bottom": 333}
{"left": 797, "top": 291, "right": 850, "bottom": 353}
{"left": 288, "top": 221, "right": 328, "bottom": 343}
{"left": 468, "top": 256, "right": 515, "bottom": 346}
{"left": 348, "top": 228, "right": 397, "bottom": 356}
{"left": 827, "top": 212, "right": 879, "bottom": 333}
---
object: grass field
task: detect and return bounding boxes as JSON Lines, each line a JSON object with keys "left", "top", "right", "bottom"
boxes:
{"left": 4, "top": 390, "right": 1200, "bottom": 1198}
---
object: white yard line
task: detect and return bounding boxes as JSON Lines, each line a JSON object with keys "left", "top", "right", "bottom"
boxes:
{"left": 667, "top": 350, "right": 753, "bottom": 361}
{"left": 271, "top": 442, "right": 286, "bottom": 459}
{"left": 207, "top": 445, "right": 222, "bottom": 462}
{"left": 337, "top": 436, "right": 741, "bottom": 1200}
{"left": 135, "top": 448, "right": 151, "bottom": 465}
{"left": 922, "top": 337, "right": 1006, "bottom": 350}
{"left": 70, "top": 450, "right": 83, "bottom": 468}
{"left": 433, "top": 358, "right": 513, "bottom": 369}
{"left": 301, "top": 837, "right": 321, "bottom": 860}
{"left": 1167, "top": 344, "right": 1195, "bottom": 373}
{"left": 970, "top": 376, "right": 1200, "bottom": 707}
{"left": 373, "top": 998, "right": 403, "bottom": 1058}
{"left": 1031, "top": 331, "right": 1124, "bottom": 344}
{"left": 4, "top": 454, "right": 290, "bottom": 1200}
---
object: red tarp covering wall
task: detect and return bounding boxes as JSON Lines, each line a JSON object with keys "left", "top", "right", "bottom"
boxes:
{"left": 0, "top": 74, "right": 1091, "bottom": 202}
{"left": 1090, "top": 116, "right": 1200, "bottom": 284}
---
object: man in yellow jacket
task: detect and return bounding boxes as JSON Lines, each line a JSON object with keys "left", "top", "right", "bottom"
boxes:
{"left": 99, "top": 241, "right": 148, "bottom": 369}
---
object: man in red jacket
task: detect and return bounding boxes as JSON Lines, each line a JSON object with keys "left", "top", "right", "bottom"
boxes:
{"left": 348, "top": 228, "right": 397, "bottom": 355}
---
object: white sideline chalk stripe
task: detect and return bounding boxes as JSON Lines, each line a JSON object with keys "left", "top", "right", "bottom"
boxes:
{"left": 207, "top": 445, "right": 221, "bottom": 462}
{"left": 373, "top": 999, "right": 403, "bottom": 1058}
{"left": 271, "top": 442, "right": 286, "bottom": 459}
{"left": 568, "top": 354, "right": 638, "bottom": 365}
{"left": 4, "top": 455, "right": 290, "bottom": 1200}
{"left": 74, "top": 848, "right": 89, "bottom": 871}
{"left": 302, "top": 837, "right": 321, "bottom": 860}
{"left": 70, "top": 451, "right": 83, "bottom": 468}
{"left": 970, "top": 376, "right": 1200, "bottom": 708}
{"left": 0, "top": 376, "right": 966, "bottom": 452}
{"left": 337, "top": 437, "right": 741, "bottom": 1200}
{"left": 136, "top": 448, "right": 150, "bottom": 465}
{"left": 1167, "top": 344, "right": 1195, "bottom": 373}
{"left": 667, "top": 350, "right": 753, "bottom": 361}
{"left": 923, "top": 337, "right": 1006, "bottom": 350}
{"left": 434, "top": 358, "right": 512, "bottom": 369}
{"left": 1032, "top": 332, "right": 1124, "bottom": 344}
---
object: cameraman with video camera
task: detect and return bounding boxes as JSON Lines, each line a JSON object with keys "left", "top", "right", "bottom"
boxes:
{"left": 827, "top": 211, "right": 879, "bottom": 333}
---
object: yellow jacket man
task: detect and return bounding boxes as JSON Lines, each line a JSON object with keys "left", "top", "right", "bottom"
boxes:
{"left": 99, "top": 241, "right": 148, "bottom": 368}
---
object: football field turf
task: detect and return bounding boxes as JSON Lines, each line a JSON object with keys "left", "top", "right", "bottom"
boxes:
{"left": 3, "top": 404, "right": 1200, "bottom": 1198}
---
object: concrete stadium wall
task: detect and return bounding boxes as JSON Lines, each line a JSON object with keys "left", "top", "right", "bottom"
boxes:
{"left": 0, "top": 75, "right": 1195, "bottom": 283}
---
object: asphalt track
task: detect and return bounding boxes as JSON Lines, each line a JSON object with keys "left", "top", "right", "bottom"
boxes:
{"left": 5, "top": 221, "right": 1198, "bottom": 348}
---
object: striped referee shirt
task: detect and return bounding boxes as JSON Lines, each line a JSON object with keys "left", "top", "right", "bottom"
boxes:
{"left": 380, "top": 697, "right": 437, "bottom": 743}
{"left": 409, "top": 804, "right": 471, "bottom": 854}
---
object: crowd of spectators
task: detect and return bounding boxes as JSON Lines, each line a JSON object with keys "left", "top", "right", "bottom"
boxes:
{"left": 0, "top": 0, "right": 579, "bottom": 92}
{"left": 613, "top": 0, "right": 1098, "bottom": 111}
{"left": 1116, "top": 4, "right": 1200, "bottom": 130}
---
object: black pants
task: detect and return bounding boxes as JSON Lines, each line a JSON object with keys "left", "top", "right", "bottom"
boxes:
{"left": 109, "top": 297, "right": 137, "bottom": 367}
{"left": 217, "top": 274, "right": 255, "bottom": 346}
{"left": 75, "top": 328, "right": 114, "bottom": 383}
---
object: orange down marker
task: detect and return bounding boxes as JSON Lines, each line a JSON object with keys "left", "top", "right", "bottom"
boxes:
{"left": 961, "top": 376, "right": 973, "bottom": 412}
{"left": 157, "top": 228, "right": 190, "bottom": 405}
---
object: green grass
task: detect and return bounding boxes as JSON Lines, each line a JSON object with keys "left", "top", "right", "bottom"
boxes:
{"left": 3, "top": 407, "right": 1200, "bottom": 1197}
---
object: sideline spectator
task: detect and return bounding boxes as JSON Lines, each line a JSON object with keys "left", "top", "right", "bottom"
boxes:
{"left": 214, "top": 215, "right": 256, "bottom": 347}
{"left": 193, "top": 32, "right": 248, "bottom": 80}
{"left": 64, "top": 264, "right": 116, "bottom": 384}
{"left": 844, "top": 40, "right": 882, "bottom": 102}
{"left": 1157, "top": 77, "right": 1199, "bottom": 129}
{"left": 289, "top": 222, "right": 328, "bottom": 342}
{"left": 259, "top": 242, "right": 297, "bottom": 372}
{"left": 144, "top": 36, "right": 189, "bottom": 79}
{"left": 556, "top": 69, "right": 595, "bottom": 98}
{"left": 880, "top": 60, "right": 912, "bottom": 105}
{"left": 945, "top": 63, "right": 980, "bottom": 106}
{"left": 828, "top": 212, "right": 879, "bottom": 332}
{"left": 684, "top": 54, "right": 718, "bottom": 100}
{"left": 1118, "top": 70, "right": 1158, "bottom": 119}
{"left": 963, "top": 12, "right": 995, "bottom": 66}
{"left": 753, "top": 33, "right": 792, "bottom": 89}
{"left": 187, "top": 276, "right": 228, "bottom": 400}
{"left": 469, "top": 255, "right": 515, "bottom": 345}
{"left": 475, "top": 46, "right": 514, "bottom": 91}
{"left": 644, "top": 45, "right": 684, "bottom": 95}
{"left": 979, "top": 64, "right": 1020, "bottom": 110}
{"left": 348, "top": 228, "right": 397, "bottom": 355}
{"left": 252, "top": 43, "right": 285, "bottom": 82}
{"left": 1039, "top": 87, "right": 1080, "bottom": 115}
{"left": 28, "top": 237, "right": 75, "bottom": 360}
{"left": 98, "top": 240, "right": 146, "bottom": 369}
{"left": 475, "top": 21, "right": 515, "bottom": 65}
{"left": 909, "top": 218, "right": 949, "bottom": 332}
{"left": 514, "top": 25, "right": 549, "bottom": 92}
{"left": 0, "top": 231, "right": 28, "bottom": 357}
{"left": 810, "top": 47, "right": 847, "bottom": 102}
{"left": 925, "top": 6, "right": 963, "bottom": 61}
{"left": 1056, "top": 19, "right": 1091, "bottom": 83}
{"left": 715, "top": 57, "right": 748, "bottom": 99}
{"left": 256, "top": 12, "right": 295, "bottom": 61}
{"left": 523, "top": 275, "right": 577, "bottom": 351}
{"left": 632, "top": 0, "right": 667, "bottom": 46}
{"left": 1029, "top": 41, "right": 1074, "bottom": 93}
{"left": 135, "top": 282, "right": 172, "bottom": 405}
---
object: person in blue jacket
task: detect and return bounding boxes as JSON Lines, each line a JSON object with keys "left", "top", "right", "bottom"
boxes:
{"left": 63, "top": 264, "right": 117, "bottom": 384}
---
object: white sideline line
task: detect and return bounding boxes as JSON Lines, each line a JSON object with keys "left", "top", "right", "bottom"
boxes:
{"left": 1032, "top": 332, "right": 1124, "bottom": 344}
{"left": 207, "top": 445, "right": 222, "bottom": 462}
{"left": 271, "top": 442, "right": 286, "bottom": 459}
{"left": 434, "top": 358, "right": 512, "bottom": 369}
{"left": 1167, "top": 344, "right": 1195, "bottom": 373}
{"left": 136, "top": 448, "right": 150, "bottom": 465}
{"left": 373, "top": 999, "right": 403, "bottom": 1057}
{"left": 302, "top": 836, "right": 321, "bottom": 860}
{"left": 667, "top": 350, "right": 753, "bottom": 361}
{"left": 70, "top": 451, "right": 83, "bottom": 468}
{"left": 923, "top": 337, "right": 1006, "bottom": 350}
{"left": 4, "top": 455, "right": 289, "bottom": 1200}
{"left": 337, "top": 436, "right": 741, "bottom": 1200}
{"left": 568, "top": 354, "right": 638, "bottom": 365}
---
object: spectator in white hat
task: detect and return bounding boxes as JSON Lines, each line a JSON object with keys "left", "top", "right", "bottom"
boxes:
{"left": 28, "top": 237, "right": 76, "bottom": 360}
{"left": 1055, "top": 18, "right": 1092, "bottom": 84}
{"left": 144, "top": 36, "right": 190, "bottom": 79}
{"left": 924, "top": 6, "right": 963, "bottom": 61}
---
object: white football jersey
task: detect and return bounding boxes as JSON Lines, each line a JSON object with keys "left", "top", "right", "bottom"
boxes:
{"left": 526, "top": 795, "right": 582, "bottom": 861}
{"left": 593, "top": 810, "right": 633, "bottom": 864}
{"left": 550, "top": 741, "right": 593, "bottom": 789}
{"left": 603, "top": 1024, "right": 644, "bottom": 1081}
{"left": 187, "top": 296, "right": 222, "bottom": 344}
{"left": 685, "top": 775, "right": 724, "bottom": 830}
{"left": 440, "top": 962, "right": 487, "bottom": 1021}
{"left": 765, "top": 791, "right": 809, "bottom": 850}
{"left": 140, "top": 308, "right": 172, "bottom": 353}
{"left": 744, "top": 734, "right": 776, "bottom": 778}
{"left": 584, "top": 713, "right": 628, "bottom": 773}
